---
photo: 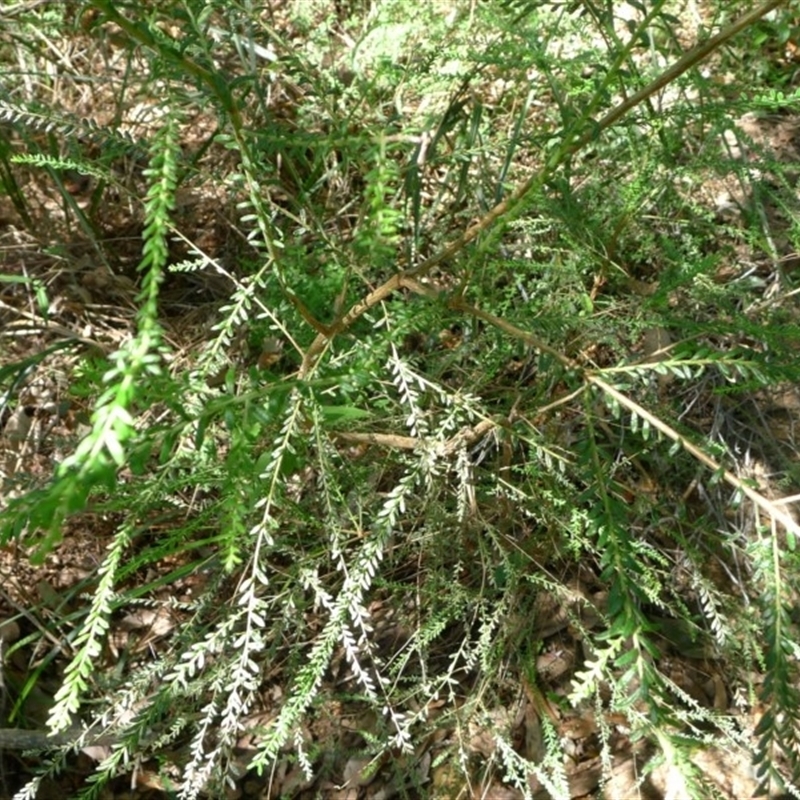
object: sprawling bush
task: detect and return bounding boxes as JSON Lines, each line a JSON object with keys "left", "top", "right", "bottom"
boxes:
{"left": 1, "top": 1, "right": 799, "bottom": 797}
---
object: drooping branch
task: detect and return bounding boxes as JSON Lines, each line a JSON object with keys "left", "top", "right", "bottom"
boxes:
{"left": 451, "top": 293, "right": 800, "bottom": 540}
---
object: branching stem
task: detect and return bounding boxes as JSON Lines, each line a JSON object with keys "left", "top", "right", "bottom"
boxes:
{"left": 298, "top": 0, "right": 788, "bottom": 377}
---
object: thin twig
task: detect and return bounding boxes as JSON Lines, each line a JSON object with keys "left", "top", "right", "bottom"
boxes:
{"left": 588, "top": 376, "right": 800, "bottom": 538}
{"left": 450, "top": 299, "right": 800, "bottom": 538}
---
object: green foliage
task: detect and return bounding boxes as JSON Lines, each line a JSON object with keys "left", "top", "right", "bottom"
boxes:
{"left": 1, "top": 0, "right": 800, "bottom": 797}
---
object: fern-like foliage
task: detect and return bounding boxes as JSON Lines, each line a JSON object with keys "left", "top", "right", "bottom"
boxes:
{"left": 2, "top": 1, "right": 800, "bottom": 798}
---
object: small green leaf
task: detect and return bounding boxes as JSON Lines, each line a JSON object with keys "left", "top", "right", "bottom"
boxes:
{"left": 614, "top": 648, "right": 640, "bottom": 668}
{"left": 320, "top": 405, "right": 371, "bottom": 421}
